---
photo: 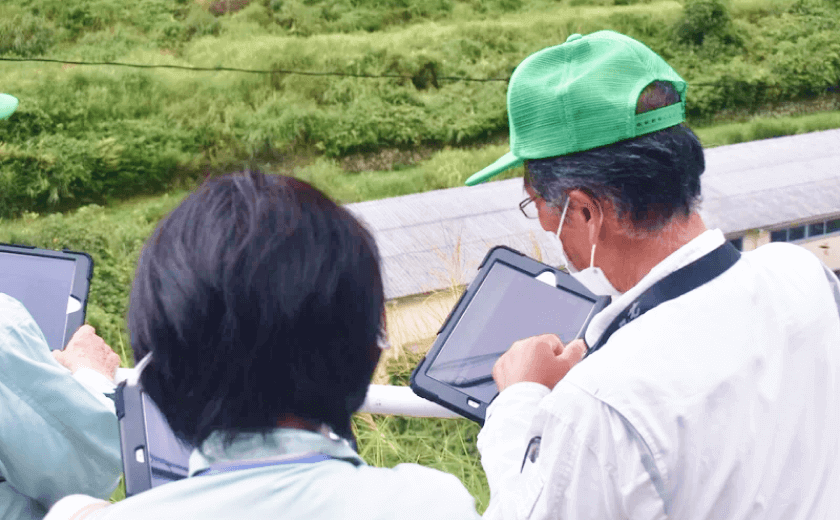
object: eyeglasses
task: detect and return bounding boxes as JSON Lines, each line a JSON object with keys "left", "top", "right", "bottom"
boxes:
{"left": 519, "top": 193, "right": 539, "bottom": 219}
{"left": 519, "top": 191, "right": 569, "bottom": 219}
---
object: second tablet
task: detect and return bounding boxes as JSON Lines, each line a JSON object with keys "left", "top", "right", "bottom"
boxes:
{"left": 411, "top": 246, "right": 609, "bottom": 423}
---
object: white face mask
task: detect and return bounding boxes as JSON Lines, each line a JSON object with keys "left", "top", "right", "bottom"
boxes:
{"left": 555, "top": 198, "right": 622, "bottom": 297}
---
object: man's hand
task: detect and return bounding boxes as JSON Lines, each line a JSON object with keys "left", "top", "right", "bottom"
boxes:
{"left": 492, "top": 334, "right": 587, "bottom": 392}
{"left": 52, "top": 325, "right": 121, "bottom": 381}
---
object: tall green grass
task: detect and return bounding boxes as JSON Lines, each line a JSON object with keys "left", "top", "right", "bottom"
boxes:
{"left": 3, "top": 0, "right": 839, "bottom": 217}
{"left": 695, "top": 110, "right": 840, "bottom": 148}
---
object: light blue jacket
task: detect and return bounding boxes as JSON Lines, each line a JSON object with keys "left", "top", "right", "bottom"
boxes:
{"left": 0, "top": 294, "right": 122, "bottom": 519}
{"left": 48, "top": 427, "right": 481, "bottom": 520}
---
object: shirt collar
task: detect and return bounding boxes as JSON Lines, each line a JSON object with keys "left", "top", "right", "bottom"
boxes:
{"left": 188, "top": 427, "right": 365, "bottom": 477}
{"left": 584, "top": 229, "right": 726, "bottom": 348}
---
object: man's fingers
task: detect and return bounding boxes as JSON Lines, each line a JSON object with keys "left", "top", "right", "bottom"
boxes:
{"left": 559, "top": 339, "right": 587, "bottom": 364}
{"left": 71, "top": 324, "right": 95, "bottom": 340}
{"left": 521, "top": 333, "right": 563, "bottom": 356}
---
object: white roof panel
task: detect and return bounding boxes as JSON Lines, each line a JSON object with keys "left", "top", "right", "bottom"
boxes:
{"left": 346, "top": 129, "right": 840, "bottom": 299}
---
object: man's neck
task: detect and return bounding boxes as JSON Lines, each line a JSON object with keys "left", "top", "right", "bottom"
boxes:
{"left": 607, "top": 212, "right": 708, "bottom": 293}
{"left": 277, "top": 414, "right": 321, "bottom": 432}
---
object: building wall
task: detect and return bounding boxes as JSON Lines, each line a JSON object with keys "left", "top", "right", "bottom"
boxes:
{"left": 798, "top": 235, "right": 840, "bottom": 272}
{"left": 739, "top": 230, "right": 768, "bottom": 252}
{"left": 737, "top": 229, "right": 840, "bottom": 271}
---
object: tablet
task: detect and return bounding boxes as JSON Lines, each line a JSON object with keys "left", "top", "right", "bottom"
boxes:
{"left": 0, "top": 243, "right": 93, "bottom": 350}
{"left": 410, "top": 246, "right": 609, "bottom": 423}
{"left": 116, "top": 359, "right": 192, "bottom": 497}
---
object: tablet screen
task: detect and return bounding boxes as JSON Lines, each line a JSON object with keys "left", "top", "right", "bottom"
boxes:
{"left": 0, "top": 251, "right": 76, "bottom": 350}
{"left": 142, "top": 392, "right": 191, "bottom": 486}
{"left": 425, "top": 262, "right": 597, "bottom": 403}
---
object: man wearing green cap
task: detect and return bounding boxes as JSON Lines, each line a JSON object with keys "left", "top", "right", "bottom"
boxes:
{"left": 1, "top": 96, "right": 124, "bottom": 520}
{"left": 472, "top": 31, "right": 840, "bottom": 519}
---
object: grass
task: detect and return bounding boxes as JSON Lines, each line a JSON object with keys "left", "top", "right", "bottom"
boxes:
{"left": 292, "top": 108, "right": 840, "bottom": 205}
{"left": 3, "top": 0, "right": 839, "bottom": 217}
{"left": 694, "top": 109, "right": 840, "bottom": 148}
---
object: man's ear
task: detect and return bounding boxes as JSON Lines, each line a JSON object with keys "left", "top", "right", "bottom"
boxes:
{"left": 567, "top": 190, "right": 604, "bottom": 243}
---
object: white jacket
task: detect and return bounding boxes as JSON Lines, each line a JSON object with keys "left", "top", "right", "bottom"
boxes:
{"left": 479, "top": 229, "right": 840, "bottom": 519}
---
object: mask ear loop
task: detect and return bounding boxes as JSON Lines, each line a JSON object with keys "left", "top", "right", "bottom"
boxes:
{"left": 127, "top": 352, "right": 153, "bottom": 386}
{"left": 587, "top": 200, "right": 606, "bottom": 269}
{"left": 556, "top": 197, "right": 571, "bottom": 241}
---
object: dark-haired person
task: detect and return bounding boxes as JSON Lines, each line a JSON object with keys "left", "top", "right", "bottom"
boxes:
{"left": 1, "top": 96, "right": 123, "bottom": 520}
{"left": 46, "top": 170, "right": 481, "bottom": 520}
{"left": 467, "top": 31, "right": 840, "bottom": 519}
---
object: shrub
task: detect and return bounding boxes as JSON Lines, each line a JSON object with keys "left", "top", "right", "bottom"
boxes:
{"left": 208, "top": 0, "right": 253, "bottom": 16}
{"left": 0, "top": 120, "right": 199, "bottom": 218}
{"left": 674, "top": 0, "right": 738, "bottom": 45}
{"left": 0, "top": 14, "right": 56, "bottom": 56}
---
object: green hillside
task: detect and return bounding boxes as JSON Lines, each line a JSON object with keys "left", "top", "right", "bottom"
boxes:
{"left": 1, "top": 0, "right": 839, "bottom": 218}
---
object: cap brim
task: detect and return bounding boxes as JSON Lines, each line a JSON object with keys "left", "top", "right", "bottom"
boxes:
{"left": 464, "top": 151, "right": 524, "bottom": 186}
{"left": 0, "top": 94, "right": 19, "bottom": 120}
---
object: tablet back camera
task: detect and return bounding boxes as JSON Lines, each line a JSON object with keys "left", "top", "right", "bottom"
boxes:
{"left": 535, "top": 271, "right": 556, "bottom": 287}
{"left": 67, "top": 296, "right": 82, "bottom": 314}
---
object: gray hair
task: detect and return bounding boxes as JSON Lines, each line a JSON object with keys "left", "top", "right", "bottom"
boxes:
{"left": 525, "top": 82, "right": 705, "bottom": 235}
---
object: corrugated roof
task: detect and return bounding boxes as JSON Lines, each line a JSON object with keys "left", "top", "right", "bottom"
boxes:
{"left": 700, "top": 129, "right": 840, "bottom": 232}
{"left": 346, "top": 129, "right": 840, "bottom": 299}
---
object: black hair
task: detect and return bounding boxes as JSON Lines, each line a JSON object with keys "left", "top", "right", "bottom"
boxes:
{"left": 128, "top": 170, "right": 384, "bottom": 447}
{"left": 525, "top": 82, "right": 705, "bottom": 233}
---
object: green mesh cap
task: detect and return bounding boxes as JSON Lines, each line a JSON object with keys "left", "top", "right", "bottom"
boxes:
{"left": 465, "top": 31, "right": 687, "bottom": 186}
{"left": 0, "top": 93, "right": 19, "bottom": 120}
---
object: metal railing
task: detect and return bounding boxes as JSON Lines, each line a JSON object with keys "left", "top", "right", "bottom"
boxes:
{"left": 114, "top": 368, "right": 460, "bottom": 419}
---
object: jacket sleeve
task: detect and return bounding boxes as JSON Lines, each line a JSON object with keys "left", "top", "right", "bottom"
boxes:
{"left": 0, "top": 295, "right": 122, "bottom": 510}
{"left": 477, "top": 382, "right": 548, "bottom": 504}
{"left": 43, "top": 495, "right": 110, "bottom": 520}
{"left": 479, "top": 381, "right": 666, "bottom": 520}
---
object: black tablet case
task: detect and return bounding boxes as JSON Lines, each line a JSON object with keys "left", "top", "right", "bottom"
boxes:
{"left": 0, "top": 243, "right": 93, "bottom": 350}
{"left": 410, "top": 246, "right": 609, "bottom": 423}
{"left": 116, "top": 378, "right": 192, "bottom": 496}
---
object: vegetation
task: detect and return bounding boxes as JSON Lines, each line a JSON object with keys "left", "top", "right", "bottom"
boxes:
{"left": 2, "top": 0, "right": 839, "bottom": 217}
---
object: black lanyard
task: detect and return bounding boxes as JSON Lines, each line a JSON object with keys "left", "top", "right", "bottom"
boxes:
{"left": 586, "top": 242, "right": 741, "bottom": 357}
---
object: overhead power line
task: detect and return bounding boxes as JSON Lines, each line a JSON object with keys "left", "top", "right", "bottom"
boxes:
{"left": 0, "top": 57, "right": 509, "bottom": 83}
{"left": 4, "top": 57, "right": 837, "bottom": 91}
